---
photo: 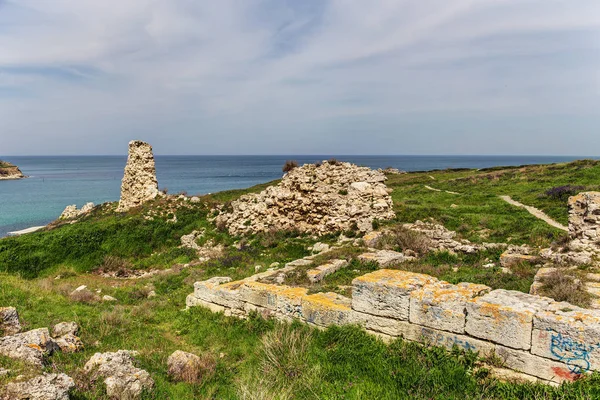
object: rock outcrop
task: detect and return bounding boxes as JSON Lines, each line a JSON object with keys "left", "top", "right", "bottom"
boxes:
{"left": 167, "top": 350, "right": 214, "bottom": 383}
{"left": 0, "top": 328, "right": 57, "bottom": 366}
{"left": 2, "top": 373, "right": 75, "bottom": 400}
{"left": 84, "top": 350, "right": 154, "bottom": 399}
{"left": 116, "top": 141, "right": 159, "bottom": 212}
{"left": 0, "top": 160, "right": 24, "bottom": 180}
{"left": 51, "top": 322, "right": 83, "bottom": 353}
{"left": 216, "top": 161, "right": 395, "bottom": 235}
{"left": 0, "top": 307, "right": 21, "bottom": 336}
{"left": 541, "top": 192, "right": 600, "bottom": 266}
{"left": 59, "top": 202, "right": 94, "bottom": 220}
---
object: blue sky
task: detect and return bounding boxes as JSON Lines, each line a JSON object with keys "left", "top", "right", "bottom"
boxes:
{"left": 0, "top": 0, "right": 599, "bottom": 155}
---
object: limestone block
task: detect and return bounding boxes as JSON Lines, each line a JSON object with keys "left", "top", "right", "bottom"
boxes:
{"left": 500, "top": 252, "right": 538, "bottom": 267}
{"left": 194, "top": 278, "right": 245, "bottom": 310}
{"left": 532, "top": 303, "right": 600, "bottom": 373}
{"left": 417, "top": 326, "right": 496, "bottom": 355}
{"left": 465, "top": 289, "right": 552, "bottom": 350}
{"left": 357, "top": 250, "right": 410, "bottom": 267}
{"left": 496, "top": 345, "right": 583, "bottom": 383}
{"left": 193, "top": 277, "right": 232, "bottom": 302}
{"left": 350, "top": 311, "right": 418, "bottom": 338}
{"left": 301, "top": 292, "right": 351, "bottom": 327}
{"left": 0, "top": 306, "right": 21, "bottom": 336}
{"left": 409, "top": 282, "right": 490, "bottom": 333}
{"left": 306, "top": 259, "right": 349, "bottom": 283}
{"left": 362, "top": 230, "right": 385, "bottom": 248}
{"left": 352, "top": 269, "right": 438, "bottom": 320}
{"left": 185, "top": 295, "right": 227, "bottom": 313}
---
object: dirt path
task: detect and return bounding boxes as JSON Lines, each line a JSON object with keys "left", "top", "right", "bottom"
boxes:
{"left": 424, "top": 185, "right": 460, "bottom": 195}
{"left": 499, "top": 195, "right": 568, "bottom": 231}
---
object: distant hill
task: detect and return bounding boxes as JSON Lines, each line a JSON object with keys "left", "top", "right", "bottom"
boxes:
{"left": 0, "top": 160, "right": 24, "bottom": 180}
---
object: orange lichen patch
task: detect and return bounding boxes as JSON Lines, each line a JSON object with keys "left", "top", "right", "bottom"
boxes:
{"left": 26, "top": 344, "right": 42, "bottom": 351}
{"left": 353, "top": 269, "right": 437, "bottom": 289}
{"left": 303, "top": 292, "right": 351, "bottom": 312}
{"left": 411, "top": 282, "right": 490, "bottom": 303}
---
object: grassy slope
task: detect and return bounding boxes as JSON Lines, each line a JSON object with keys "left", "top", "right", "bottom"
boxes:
{"left": 2, "top": 160, "right": 600, "bottom": 398}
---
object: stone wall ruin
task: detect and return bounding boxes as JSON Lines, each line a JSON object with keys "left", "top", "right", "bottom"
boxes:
{"left": 116, "top": 140, "right": 159, "bottom": 212}
{"left": 187, "top": 267, "right": 600, "bottom": 384}
{"left": 215, "top": 161, "right": 395, "bottom": 236}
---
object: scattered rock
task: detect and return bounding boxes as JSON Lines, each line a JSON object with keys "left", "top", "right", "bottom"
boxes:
{"left": 0, "top": 307, "right": 21, "bottom": 336}
{"left": 167, "top": 350, "right": 215, "bottom": 384}
{"left": 216, "top": 161, "right": 395, "bottom": 236}
{"left": 147, "top": 291, "right": 157, "bottom": 299}
{"left": 3, "top": 373, "right": 74, "bottom": 400}
{"left": 500, "top": 245, "right": 537, "bottom": 267}
{"left": 378, "top": 167, "right": 405, "bottom": 175}
{"left": 180, "top": 230, "right": 204, "bottom": 251}
{"left": 74, "top": 285, "right": 87, "bottom": 292}
{"left": 190, "top": 196, "right": 201, "bottom": 203}
{"left": 0, "top": 368, "right": 10, "bottom": 377}
{"left": 84, "top": 350, "right": 154, "bottom": 400}
{"left": 59, "top": 202, "right": 95, "bottom": 220}
{"left": 51, "top": 322, "right": 83, "bottom": 353}
{"left": 311, "top": 242, "right": 330, "bottom": 254}
{"left": 358, "top": 250, "right": 414, "bottom": 267}
{"left": 102, "top": 295, "right": 118, "bottom": 302}
{"left": 402, "top": 220, "right": 506, "bottom": 254}
{"left": 116, "top": 140, "right": 159, "bottom": 212}
{"left": 0, "top": 328, "right": 57, "bottom": 366}
{"left": 306, "top": 259, "right": 349, "bottom": 283}
{"left": 362, "top": 230, "right": 385, "bottom": 248}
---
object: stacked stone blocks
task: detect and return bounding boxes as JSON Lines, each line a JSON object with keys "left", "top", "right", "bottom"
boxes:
{"left": 187, "top": 268, "right": 600, "bottom": 384}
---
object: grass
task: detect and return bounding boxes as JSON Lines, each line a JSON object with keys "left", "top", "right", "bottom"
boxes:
{"left": 3, "top": 270, "right": 600, "bottom": 399}
{"left": 3, "top": 159, "right": 600, "bottom": 398}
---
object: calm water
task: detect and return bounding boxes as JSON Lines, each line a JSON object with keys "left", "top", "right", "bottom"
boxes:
{"left": 0, "top": 155, "right": 593, "bottom": 237}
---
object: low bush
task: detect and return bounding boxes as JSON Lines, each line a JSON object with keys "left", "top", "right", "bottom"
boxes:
{"left": 377, "top": 226, "right": 431, "bottom": 255}
{"left": 544, "top": 185, "right": 585, "bottom": 201}
{"left": 282, "top": 160, "right": 298, "bottom": 173}
{"left": 539, "top": 270, "right": 591, "bottom": 308}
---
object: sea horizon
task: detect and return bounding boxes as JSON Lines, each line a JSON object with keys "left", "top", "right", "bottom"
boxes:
{"left": 1, "top": 154, "right": 598, "bottom": 238}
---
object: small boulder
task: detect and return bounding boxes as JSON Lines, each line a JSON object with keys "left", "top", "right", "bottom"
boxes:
{"left": 167, "top": 350, "right": 215, "bottom": 384}
{"left": 84, "top": 350, "right": 154, "bottom": 400}
{"left": 51, "top": 322, "right": 83, "bottom": 353}
{"left": 0, "top": 307, "right": 21, "bottom": 336}
{"left": 3, "top": 373, "right": 75, "bottom": 400}
{"left": 0, "top": 328, "right": 57, "bottom": 366}
{"left": 102, "top": 295, "right": 118, "bottom": 302}
{"left": 311, "top": 242, "right": 330, "bottom": 254}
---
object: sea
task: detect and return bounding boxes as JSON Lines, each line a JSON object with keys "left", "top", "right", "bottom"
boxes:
{"left": 0, "top": 155, "right": 594, "bottom": 238}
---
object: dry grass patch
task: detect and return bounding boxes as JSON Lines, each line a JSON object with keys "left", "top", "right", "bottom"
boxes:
{"left": 539, "top": 270, "right": 592, "bottom": 308}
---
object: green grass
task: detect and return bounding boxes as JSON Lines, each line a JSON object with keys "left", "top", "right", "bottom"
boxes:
{"left": 3, "top": 159, "right": 600, "bottom": 398}
{"left": 2, "top": 271, "right": 600, "bottom": 399}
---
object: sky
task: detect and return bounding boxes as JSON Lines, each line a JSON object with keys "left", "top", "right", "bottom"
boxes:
{"left": 0, "top": 0, "right": 599, "bottom": 156}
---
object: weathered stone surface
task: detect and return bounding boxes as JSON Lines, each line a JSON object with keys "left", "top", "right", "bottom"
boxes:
{"left": 116, "top": 140, "right": 159, "bottom": 212}
{"left": 51, "top": 322, "right": 83, "bottom": 353}
{"left": 216, "top": 161, "right": 395, "bottom": 235}
{"left": 500, "top": 245, "right": 538, "bottom": 267}
{"left": 417, "top": 326, "right": 496, "bottom": 355}
{"left": 306, "top": 259, "right": 349, "bottom": 283}
{"left": 0, "top": 307, "right": 21, "bottom": 336}
{"left": 352, "top": 270, "right": 438, "bottom": 320}
{"left": 238, "top": 281, "right": 307, "bottom": 317}
{"left": 357, "top": 250, "right": 412, "bottom": 267}
{"left": 362, "top": 230, "right": 385, "bottom": 248}
{"left": 402, "top": 220, "right": 505, "bottom": 254}
{"left": 0, "top": 328, "right": 57, "bottom": 366}
{"left": 3, "top": 373, "right": 74, "bottom": 400}
{"left": 350, "top": 311, "right": 417, "bottom": 337}
{"left": 167, "top": 350, "right": 213, "bottom": 383}
{"left": 465, "top": 289, "right": 552, "bottom": 350}
{"left": 532, "top": 303, "right": 600, "bottom": 373}
{"left": 186, "top": 295, "right": 226, "bottom": 313}
{"left": 311, "top": 242, "right": 330, "bottom": 254}
{"left": 409, "top": 282, "right": 490, "bottom": 333}
{"left": 496, "top": 345, "right": 582, "bottom": 383}
{"left": 84, "top": 350, "right": 154, "bottom": 400}
{"left": 59, "top": 202, "right": 94, "bottom": 220}
{"left": 302, "top": 292, "right": 351, "bottom": 327}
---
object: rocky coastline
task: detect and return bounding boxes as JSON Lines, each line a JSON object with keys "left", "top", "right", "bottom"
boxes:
{"left": 0, "top": 160, "right": 25, "bottom": 180}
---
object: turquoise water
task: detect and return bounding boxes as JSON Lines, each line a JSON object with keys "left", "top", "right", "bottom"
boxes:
{"left": 0, "top": 155, "right": 593, "bottom": 237}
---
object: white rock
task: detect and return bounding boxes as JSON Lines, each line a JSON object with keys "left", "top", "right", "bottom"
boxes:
{"left": 0, "top": 307, "right": 21, "bottom": 336}
{"left": 4, "top": 373, "right": 75, "bottom": 400}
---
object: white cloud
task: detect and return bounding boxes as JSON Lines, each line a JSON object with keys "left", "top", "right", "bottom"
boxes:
{"left": 0, "top": 0, "right": 599, "bottom": 155}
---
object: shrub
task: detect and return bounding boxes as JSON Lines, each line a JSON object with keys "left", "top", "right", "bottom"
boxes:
{"left": 327, "top": 158, "right": 339, "bottom": 165}
{"left": 282, "top": 160, "right": 298, "bottom": 173}
{"left": 539, "top": 270, "right": 591, "bottom": 308}
{"left": 544, "top": 185, "right": 585, "bottom": 201}
{"left": 377, "top": 226, "right": 432, "bottom": 255}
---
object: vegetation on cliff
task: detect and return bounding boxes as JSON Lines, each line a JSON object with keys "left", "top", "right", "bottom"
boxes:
{"left": 0, "top": 160, "right": 24, "bottom": 179}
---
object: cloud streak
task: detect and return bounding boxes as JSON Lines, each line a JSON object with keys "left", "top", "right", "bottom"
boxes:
{"left": 1, "top": 0, "right": 599, "bottom": 155}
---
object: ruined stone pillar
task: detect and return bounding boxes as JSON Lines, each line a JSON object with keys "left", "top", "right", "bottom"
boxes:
{"left": 568, "top": 192, "right": 600, "bottom": 250}
{"left": 116, "top": 140, "right": 159, "bottom": 212}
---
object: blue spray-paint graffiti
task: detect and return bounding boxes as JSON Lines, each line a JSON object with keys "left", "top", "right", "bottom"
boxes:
{"left": 549, "top": 330, "right": 600, "bottom": 374}
{"left": 421, "top": 328, "right": 478, "bottom": 352}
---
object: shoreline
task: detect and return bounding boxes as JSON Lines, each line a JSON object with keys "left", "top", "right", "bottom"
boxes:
{"left": 7, "top": 225, "right": 46, "bottom": 236}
